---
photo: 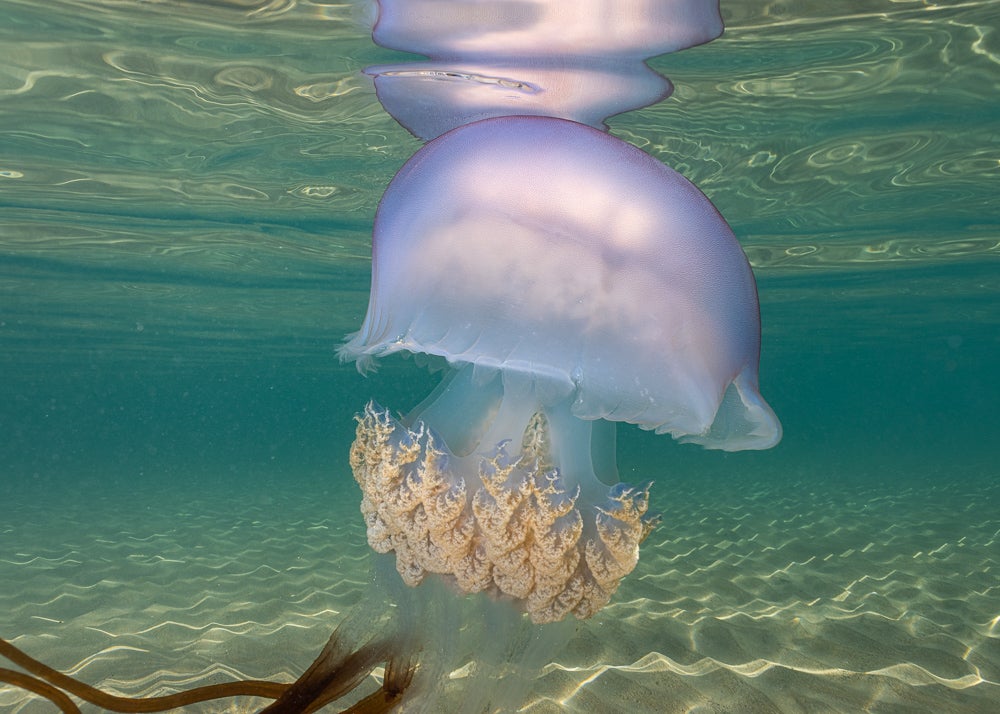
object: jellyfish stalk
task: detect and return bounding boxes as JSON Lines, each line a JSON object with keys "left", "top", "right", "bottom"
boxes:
{"left": 351, "top": 365, "right": 659, "bottom": 624}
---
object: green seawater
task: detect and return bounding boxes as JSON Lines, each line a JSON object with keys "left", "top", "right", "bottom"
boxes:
{"left": 1, "top": 1, "right": 997, "bottom": 712}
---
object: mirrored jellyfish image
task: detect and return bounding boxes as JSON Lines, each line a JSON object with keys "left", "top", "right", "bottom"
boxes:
{"left": 341, "top": 115, "right": 781, "bottom": 625}
{"left": 366, "top": 0, "right": 724, "bottom": 139}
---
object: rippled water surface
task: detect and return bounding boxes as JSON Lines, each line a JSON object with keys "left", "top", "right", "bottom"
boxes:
{"left": 1, "top": 1, "right": 998, "bottom": 712}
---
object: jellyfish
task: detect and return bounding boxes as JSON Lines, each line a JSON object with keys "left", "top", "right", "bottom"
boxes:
{"left": 340, "top": 114, "right": 781, "bottom": 628}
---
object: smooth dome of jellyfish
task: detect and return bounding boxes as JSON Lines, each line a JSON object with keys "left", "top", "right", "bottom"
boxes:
{"left": 341, "top": 115, "right": 780, "bottom": 624}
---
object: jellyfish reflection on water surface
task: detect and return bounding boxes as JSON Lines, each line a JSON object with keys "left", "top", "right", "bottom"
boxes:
{"left": 365, "top": 0, "right": 726, "bottom": 139}
{"left": 341, "top": 116, "right": 782, "bottom": 627}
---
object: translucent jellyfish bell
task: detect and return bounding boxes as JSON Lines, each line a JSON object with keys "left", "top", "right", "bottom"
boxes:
{"left": 341, "top": 116, "right": 780, "bottom": 623}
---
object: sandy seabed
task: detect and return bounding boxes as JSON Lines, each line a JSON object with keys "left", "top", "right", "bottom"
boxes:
{"left": 1, "top": 467, "right": 997, "bottom": 713}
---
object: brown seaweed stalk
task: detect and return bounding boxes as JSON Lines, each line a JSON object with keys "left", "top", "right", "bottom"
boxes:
{"left": 0, "top": 630, "right": 415, "bottom": 713}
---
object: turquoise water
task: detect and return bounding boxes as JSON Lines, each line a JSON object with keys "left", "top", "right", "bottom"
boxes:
{"left": 1, "top": 1, "right": 998, "bottom": 712}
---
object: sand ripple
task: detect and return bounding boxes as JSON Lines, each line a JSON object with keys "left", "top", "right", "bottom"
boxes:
{"left": 1, "top": 479, "right": 372, "bottom": 712}
{"left": 2, "top": 471, "right": 997, "bottom": 712}
{"left": 526, "top": 472, "right": 999, "bottom": 712}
